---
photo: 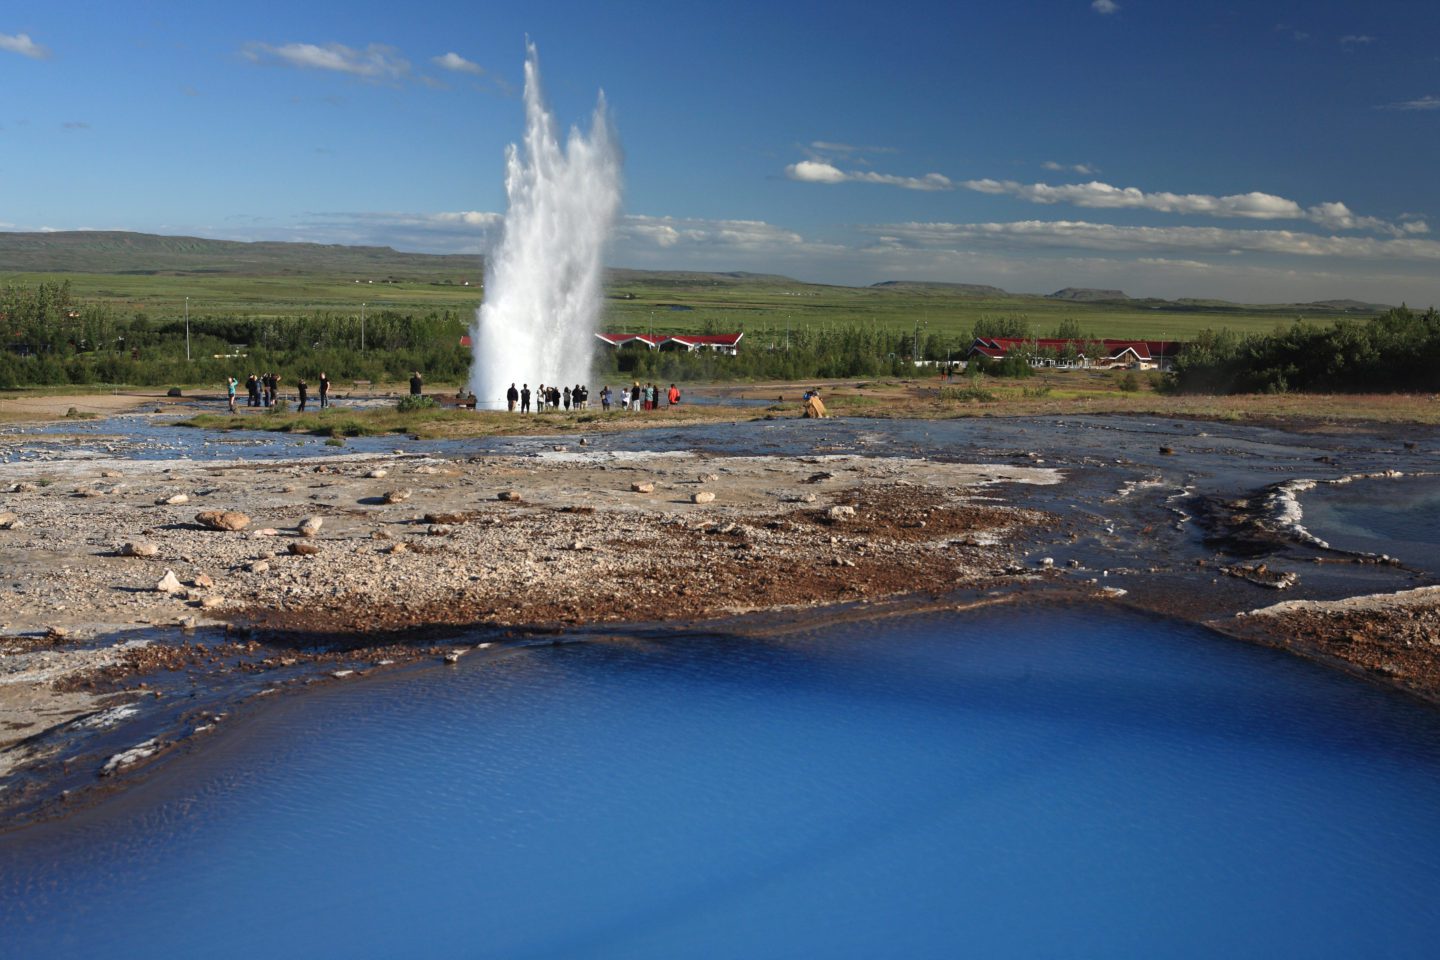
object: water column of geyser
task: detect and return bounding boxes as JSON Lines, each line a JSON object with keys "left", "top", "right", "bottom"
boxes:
{"left": 468, "top": 43, "right": 622, "bottom": 407}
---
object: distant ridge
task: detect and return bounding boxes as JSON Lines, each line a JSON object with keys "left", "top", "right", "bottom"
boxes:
{"left": 0, "top": 231, "right": 1399, "bottom": 314}
{"left": 0, "top": 230, "right": 480, "bottom": 280}
{"left": 1300, "top": 299, "right": 1394, "bottom": 313}
{"left": 1047, "top": 287, "right": 1129, "bottom": 302}
{"left": 871, "top": 280, "right": 1010, "bottom": 297}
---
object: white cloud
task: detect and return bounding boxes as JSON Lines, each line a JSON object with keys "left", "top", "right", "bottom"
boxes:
{"left": 0, "top": 32, "right": 49, "bottom": 59}
{"left": 786, "top": 160, "right": 953, "bottom": 191}
{"left": 1091, "top": 0, "right": 1120, "bottom": 14}
{"left": 809, "top": 140, "right": 897, "bottom": 156}
{"left": 864, "top": 219, "right": 1440, "bottom": 262}
{"left": 242, "top": 42, "right": 410, "bottom": 80}
{"left": 619, "top": 215, "right": 807, "bottom": 251}
{"left": 1042, "top": 160, "right": 1098, "bottom": 175}
{"left": 432, "top": 52, "right": 484, "bottom": 75}
{"left": 787, "top": 160, "right": 849, "bottom": 184}
{"left": 960, "top": 178, "right": 1409, "bottom": 235}
{"left": 1381, "top": 94, "right": 1440, "bottom": 111}
{"left": 1340, "top": 34, "right": 1376, "bottom": 47}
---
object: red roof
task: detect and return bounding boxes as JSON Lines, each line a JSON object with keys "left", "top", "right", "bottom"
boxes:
{"left": 968, "top": 337, "right": 1183, "bottom": 361}
{"left": 596, "top": 332, "right": 743, "bottom": 348}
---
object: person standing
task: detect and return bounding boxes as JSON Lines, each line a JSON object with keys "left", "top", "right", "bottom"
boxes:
{"left": 521, "top": 383, "right": 531, "bottom": 413}
{"left": 318, "top": 372, "right": 330, "bottom": 409}
{"left": 297, "top": 378, "right": 309, "bottom": 412}
{"left": 226, "top": 376, "right": 238, "bottom": 414}
{"left": 630, "top": 382, "right": 641, "bottom": 412}
{"left": 668, "top": 383, "right": 680, "bottom": 406}
{"left": 410, "top": 371, "right": 424, "bottom": 396}
{"left": 246, "top": 374, "right": 259, "bottom": 408}
{"left": 563, "top": 386, "right": 571, "bottom": 411}
{"left": 507, "top": 382, "right": 519, "bottom": 412}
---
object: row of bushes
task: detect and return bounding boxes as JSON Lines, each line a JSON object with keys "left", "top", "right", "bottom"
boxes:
{"left": 1171, "top": 306, "right": 1440, "bottom": 393}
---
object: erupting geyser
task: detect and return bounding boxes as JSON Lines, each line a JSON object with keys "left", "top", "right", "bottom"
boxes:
{"left": 467, "top": 43, "right": 622, "bottom": 406}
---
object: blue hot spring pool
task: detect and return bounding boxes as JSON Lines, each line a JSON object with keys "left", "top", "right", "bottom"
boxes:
{"left": 3, "top": 604, "right": 1440, "bottom": 958}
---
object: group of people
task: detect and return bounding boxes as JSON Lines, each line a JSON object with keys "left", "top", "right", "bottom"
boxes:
{"left": 608, "top": 382, "right": 680, "bottom": 412}
{"left": 506, "top": 383, "right": 590, "bottom": 413}
{"left": 502, "top": 381, "right": 682, "bottom": 413}
{"left": 225, "top": 371, "right": 332, "bottom": 414}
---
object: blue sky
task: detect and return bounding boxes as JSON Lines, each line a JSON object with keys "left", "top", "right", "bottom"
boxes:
{"left": 3, "top": 0, "right": 1439, "bottom": 304}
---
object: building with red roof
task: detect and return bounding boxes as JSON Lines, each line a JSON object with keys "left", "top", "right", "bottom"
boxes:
{"left": 595, "top": 332, "right": 743, "bottom": 355}
{"left": 966, "top": 337, "right": 1184, "bottom": 370}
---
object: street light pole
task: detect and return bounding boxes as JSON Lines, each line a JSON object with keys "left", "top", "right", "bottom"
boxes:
{"left": 185, "top": 297, "right": 191, "bottom": 362}
{"left": 361, "top": 302, "right": 366, "bottom": 352}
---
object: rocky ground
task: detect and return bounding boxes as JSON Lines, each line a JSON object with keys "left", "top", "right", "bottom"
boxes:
{"left": 1225, "top": 587, "right": 1440, "bottom": 703}
{"left": 0, "top": 443, "right": 1057, "bottom": 789}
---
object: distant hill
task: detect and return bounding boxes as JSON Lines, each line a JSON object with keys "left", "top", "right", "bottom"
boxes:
{"left": 872, "top": 280, "right": 1011, "bottom": 297}
{"left": 0, "top": 230, "right": 481, "bottom": 281}
{"left": 1300, "top": 299, "right": 1394, "bottom": 313}
{"left": 1048, "top": 287, "right": 1129, "bottom": 302}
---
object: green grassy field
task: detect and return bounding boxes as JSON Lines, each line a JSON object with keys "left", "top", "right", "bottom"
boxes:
{"left": 1, "top": 230, "right": 1397, "bottom": 345}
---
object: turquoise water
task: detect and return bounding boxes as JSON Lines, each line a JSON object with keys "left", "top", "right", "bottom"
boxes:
{"left": 1300, "top": 475, "right": 1440, "bottom": 573}
{"left": 4, "top": 605, "right": 1440, "bottom": 958}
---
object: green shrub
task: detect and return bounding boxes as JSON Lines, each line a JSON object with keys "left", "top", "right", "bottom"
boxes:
{"left": 1116, "top": 371, "right": 1141, "bottom": 393}
{"left": 397, "top": 394, "right": 438, "bottom": 413}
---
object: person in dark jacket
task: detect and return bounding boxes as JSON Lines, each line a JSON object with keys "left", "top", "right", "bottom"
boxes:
{"left": 507, "top": 383, "right": 519, "bottom": 412}
{"left": 410, "top": 371, "right": 423, "bottom": 396}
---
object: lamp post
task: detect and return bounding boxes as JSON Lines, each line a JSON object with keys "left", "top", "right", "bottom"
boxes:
{"left": 184, "top": 297, "right": 190, "bottom": 362}
{"left": 361, "top": 302, "right": 366, "bottom": 352}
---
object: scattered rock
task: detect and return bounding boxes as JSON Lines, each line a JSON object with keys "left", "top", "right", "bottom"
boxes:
{"left": 385, "top": 542, "right": 408, "bottom": 554}
{"left": 193, "top": 573, "right": 215, "bottom": 589}
{"left": 444, "top": 650, "right": 466, "bottom": 664}
{"left": 120, "top": 541, "right": 159, "bottom": 558}
{"left": 383, "top": 489, "right": 413, "bottom": 504}
{"left": 195, "top": 510, "right": 251, "bottom": 532}
{"left": 428, "top": 525, "right": 452, "bottom": 537}
{"left": 498, "top": 490, "right": 522, "bottom": 502}
{"left": 247, "top": 560, "right": 271, "bottom": 574}
{"left": 11, "top": 481, "right": 39, "bottom": 493}
{"left": 101, "top": 739, "right": 161, "bottom": 776}
{"left": 699, "top": 473, "right": 719, "bottom": 483}
{"left": 46, "top": 625, "right": 69, "bottom": 639}
{"left": 155, "top": 570, "right": 184, "bottom": 594}
{"left": 331, "top": 669, "right": 355, "bottom": 679}
{"left": 156, "top": 493, "right": 189, "bottom": 506}
{"left": 0, "top": 511, "right": 22, "bottom": 529}
{"left": 826, "top": 505, "right": 856, "bottom": 521}
{"left": 1159, "top": 446, "right": 1175, "bottom": 456}
{"left": 297, "top": 515, "right": 325, "bottom": 537}
{"left": 366, "top": 468, "right": 389, "bottom": 479}
{"left": 692, "top": 491, "right": 716, "bottom": 504}
{"left": 631, "top": 482, "right": 655, "bottom": 493}
{"left": 199, "top": 595, "right": 226, "bottom": 610}
{"left": 288, "top": 542, "right": 320, "bottom": 556}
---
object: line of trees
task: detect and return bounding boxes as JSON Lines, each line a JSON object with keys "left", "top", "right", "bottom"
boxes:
{"left": 0, "top": 281, "right": 472, "bottom": 388}
{"left": 1170, "top": 306, "right": 1440, "bottom": 393}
